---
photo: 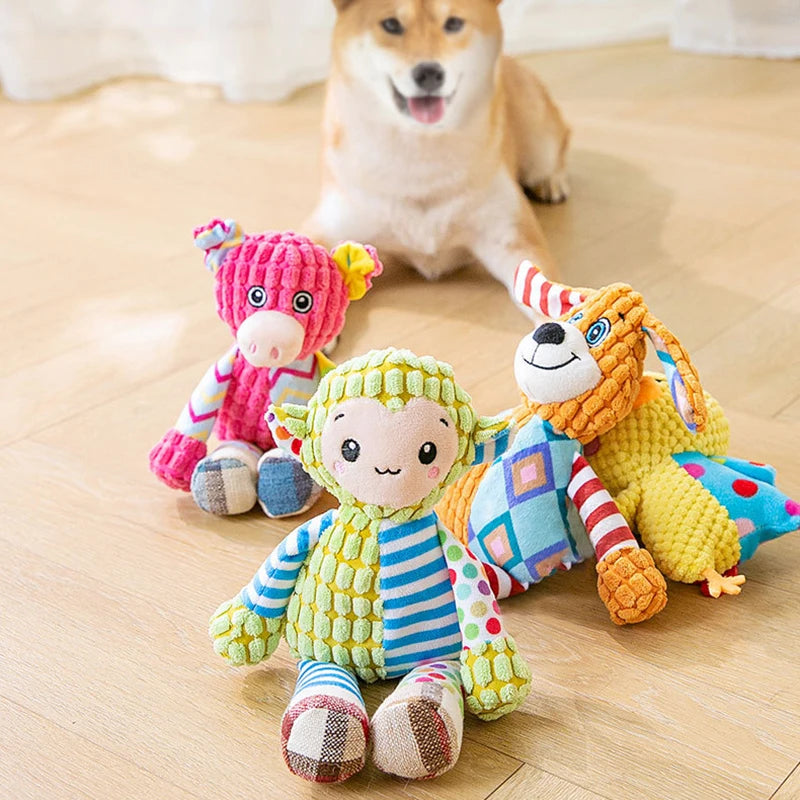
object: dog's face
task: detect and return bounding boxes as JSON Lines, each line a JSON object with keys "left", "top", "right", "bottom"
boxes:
{"left": 332, "top": 0, "right": 503, "bottom": 129}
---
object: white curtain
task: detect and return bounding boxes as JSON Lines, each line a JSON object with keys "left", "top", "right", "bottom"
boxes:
{"left": 0, "top": 0, "right": 671, "bottom": 102}
{"left": 672, "top": 0, "right": 800, "bottom": 58}
{"left": 0, "top": 0, "right": 795, "bottom": 103}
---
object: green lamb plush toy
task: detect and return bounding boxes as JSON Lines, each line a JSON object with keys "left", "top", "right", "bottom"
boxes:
{"left": 209, "top": 348, "right": 532, "bottom": 784}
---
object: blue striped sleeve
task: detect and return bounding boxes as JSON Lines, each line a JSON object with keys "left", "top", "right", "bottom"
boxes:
{"left": 240, "top": 509, "right": 335, "bottom": 618}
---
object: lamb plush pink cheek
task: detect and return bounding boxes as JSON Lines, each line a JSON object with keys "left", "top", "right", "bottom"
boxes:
{"left": 334, "top": 461, "right": 346, "bottom": 475}
{"left": 428, "top": 466, "right": 440, "bottom": 479}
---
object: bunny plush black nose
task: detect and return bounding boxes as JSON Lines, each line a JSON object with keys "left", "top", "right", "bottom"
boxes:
{"left": 533, "top": 322, "right": 566, "bottom": 345}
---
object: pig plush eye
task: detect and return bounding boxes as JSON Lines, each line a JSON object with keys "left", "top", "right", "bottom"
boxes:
{"left": 247, "top": 286, "right": 267, "bottom": 308}
{"left": 292, "top": 291, "right": 314, "bottom": 314}
{"left": 418, "top": 442, "right": 437, "bottom": 464}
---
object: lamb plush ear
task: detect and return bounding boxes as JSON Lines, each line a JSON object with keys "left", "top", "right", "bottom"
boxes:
{"left": 331, "top": 242, "right": 384, "bottom": 301}
{"left": 266, "top": 403, "right": 310, "bottom": 457}
{"left": 643, "top": 312, "right": 707, "bottom": 433}
{"left": 193, "top": 218, "right": 244, "bottom": 274}
{"left": 471, "top": 415, "right": 512, "bottom": 466}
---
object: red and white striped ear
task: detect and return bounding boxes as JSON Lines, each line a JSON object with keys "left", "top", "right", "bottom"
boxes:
{"left": 513, "top": 260, "right": 586, "bottom": 319}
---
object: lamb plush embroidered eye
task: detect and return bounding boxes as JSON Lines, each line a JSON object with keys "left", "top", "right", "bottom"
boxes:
{"left": 292, "top": 291, "right": 314, "bottom": 314}
{"left": 585, "top": 318, "right": 611, "bottom": 348}
{"left": 341, "top": 439, "right": 361, "bottom": 462}
{"left": 567, "top": 311, "right": 584, "bottom": 325}
{"left": 419, "top": 442, "right": 437, "bottom": 464}
{"left": 247, "top": 286, "right": 267, "bottom": 308}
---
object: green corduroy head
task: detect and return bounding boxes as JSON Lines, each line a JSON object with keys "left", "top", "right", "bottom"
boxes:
{"left": 268, "top": 348, "right": 508, "bottom": 521}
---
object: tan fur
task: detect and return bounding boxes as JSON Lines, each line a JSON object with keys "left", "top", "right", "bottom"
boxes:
{"left": 305, "top": 0, "right": 570, "bottom": 297}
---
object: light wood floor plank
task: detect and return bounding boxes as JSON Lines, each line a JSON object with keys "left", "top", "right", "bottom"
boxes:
{"left": 2, "top": 39, "right": 799, "bottom": 800}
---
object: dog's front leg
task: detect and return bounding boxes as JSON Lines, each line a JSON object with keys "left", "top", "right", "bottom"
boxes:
{"left": 467, "top": 174, "right": 560, "bottom": 314}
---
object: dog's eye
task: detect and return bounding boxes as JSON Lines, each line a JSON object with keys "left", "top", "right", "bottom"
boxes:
{"left": 247, "top": 286, "right": 267, "bottom": 308}
{"left": 585, "top": 318, "right": 612, "bottom": 348}
{"left": 418, "top": 442, "right": 437, "bottom": 465}
{"left": 567, "top": 311, "right": 584, "bottom": 325}
{"left": 380, "top": 17, "right": 404, "bottom": 35}
{"left": 292, "top": 291, "right": 314, "bottom": 314}
{"left": 341, "top": 439, "right": 361, "bottom": 463}
{"left": 444, "top": 16, "right": 465, "bottom": 33}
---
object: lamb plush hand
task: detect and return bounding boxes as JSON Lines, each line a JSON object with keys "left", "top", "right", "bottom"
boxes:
{"left": 149, "top": 219, "right": 382, "bottom": 518}
{"left": 209, "top": 348, "right": 532, "bottom": 784}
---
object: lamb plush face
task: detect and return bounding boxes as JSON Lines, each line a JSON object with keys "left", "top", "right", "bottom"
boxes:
{"left": 268, "top": 348, "right": 510, "bottom": 515}
{"left": 320, "top": 397, "right": 460, "bottom": 508}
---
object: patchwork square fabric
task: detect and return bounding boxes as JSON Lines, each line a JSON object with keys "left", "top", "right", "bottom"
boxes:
{"left": 468, "top": 417, "right": 589, "bottom": 584}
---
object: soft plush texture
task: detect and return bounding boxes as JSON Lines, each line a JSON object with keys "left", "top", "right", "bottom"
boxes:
{"left": 440, "top": 261, "right": 798, "bottom": 609}
{"left": 588, "top": 374, "right": 800, "bottom": 592}
{"left": 439, "top": 261, "right": 689, "bottom": 625}
{"left": 209, "top": 349, "right": 531, "bottom": 784}
{"left": 149, "top": 218, "right": 381, "bottom": 517}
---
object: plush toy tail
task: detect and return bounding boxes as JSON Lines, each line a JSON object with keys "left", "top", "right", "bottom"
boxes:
{"left": 673, "top": 453, "right": 800, "bottom": 561}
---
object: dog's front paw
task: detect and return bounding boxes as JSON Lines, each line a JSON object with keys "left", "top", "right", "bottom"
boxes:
{"left": 529, "top": 173, "right": 570, "bottom": 204}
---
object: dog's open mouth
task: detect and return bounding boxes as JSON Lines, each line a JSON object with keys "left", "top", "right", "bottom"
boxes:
{"left": 391, "top": 83, "right": 450, "bottom": 125}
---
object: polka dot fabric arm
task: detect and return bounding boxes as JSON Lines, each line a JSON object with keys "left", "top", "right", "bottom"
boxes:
{"left": 438, "top": 521, "right": 532, "bottom": 720}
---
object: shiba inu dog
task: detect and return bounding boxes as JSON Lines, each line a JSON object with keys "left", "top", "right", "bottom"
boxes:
{"left": 305, "top": 0, "right": 570, "bottom": 302}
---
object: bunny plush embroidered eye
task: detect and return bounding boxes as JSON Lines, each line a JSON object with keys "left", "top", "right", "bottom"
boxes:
{"left": 148, "top": 219, "right": 382, "bottom": 519}
{"left": 209, "top": 349, "right": 531, "bottom": 784}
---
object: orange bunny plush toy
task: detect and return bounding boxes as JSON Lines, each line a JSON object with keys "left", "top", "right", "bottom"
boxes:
{"left": 438, "top": 260, "right": 712, "bottom": 624}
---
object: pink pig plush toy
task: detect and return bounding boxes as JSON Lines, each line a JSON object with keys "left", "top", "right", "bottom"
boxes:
{"left": 149, "top": 219, "right": 382, "bottom": 518}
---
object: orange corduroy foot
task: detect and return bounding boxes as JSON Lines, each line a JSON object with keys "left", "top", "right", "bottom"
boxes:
{"left": 596, "top": 547, "right": 668, "bottom": 625}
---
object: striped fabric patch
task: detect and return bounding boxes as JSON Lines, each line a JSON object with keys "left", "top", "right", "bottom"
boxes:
{"left": 241, "top": 510, "right": 336, "bottom": 617}
{"left": 568, "top": 454, "right": 636, "bottom": 561}
{"left": 378, "top": 514, "right": 461, "bottom": 678}
{"left": 513, "top": 260, "right": 586, "bottom": 318}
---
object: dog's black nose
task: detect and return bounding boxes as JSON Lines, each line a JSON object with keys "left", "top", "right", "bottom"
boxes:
{"left": 533, "top": 323, "right": 566, "bottom": 345}
{"left": 412, "top": 62, "right": 445, "bottom": 93}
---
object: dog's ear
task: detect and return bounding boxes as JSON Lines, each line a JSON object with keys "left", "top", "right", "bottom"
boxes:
{"left": 642, "top": 312, "right": 707, "bottom": 433}
{"left": 331, "top": 0, "right": 355, "bottom": 10}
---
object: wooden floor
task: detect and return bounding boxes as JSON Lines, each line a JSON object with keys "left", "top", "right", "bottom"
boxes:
{"left": 2, "top": 40, "right": 799, "bottom": 800}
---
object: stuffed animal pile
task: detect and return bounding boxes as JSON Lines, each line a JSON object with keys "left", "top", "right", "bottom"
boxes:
{"left": 208, "top": 348, "right": 531, "bottom": 783}
{"left": 438, "top": 260, "right": 799, "bottom": 617}
{"left": 149, "top": 219, "right": 382, "bottom": 518}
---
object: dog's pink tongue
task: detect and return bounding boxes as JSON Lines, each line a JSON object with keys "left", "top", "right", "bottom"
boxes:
{"left": 408, "top": 96, "right": 445, "bottom": 124}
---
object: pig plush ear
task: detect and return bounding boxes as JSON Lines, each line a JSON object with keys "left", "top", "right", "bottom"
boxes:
{"left": 331, "top": 242, "right": 384, "bottom": 301}
{"left": 471, "top": 415, "right": 512, "bottom": 466}
{"left": 193, "top": 218, "right": 244, "bottom": 274}
{"left": 266, "top": 403, "right": 310, "bottom": 458}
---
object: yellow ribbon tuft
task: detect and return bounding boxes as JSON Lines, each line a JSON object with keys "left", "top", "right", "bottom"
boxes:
{"left": 332, "top": 242, "right": 375, "bottom": 301}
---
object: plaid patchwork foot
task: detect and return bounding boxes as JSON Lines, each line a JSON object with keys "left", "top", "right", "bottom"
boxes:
{"left": 281, "top": 696, "right": 368, "bottom": 783}
{"left": 191, "top": 457, "right": 257, "bottom": 515}
{"left": 371, "top": 660, "right": 464, "bottom": 780}
{"left": 257, "top": 449, "right": 322, "bottom": 519}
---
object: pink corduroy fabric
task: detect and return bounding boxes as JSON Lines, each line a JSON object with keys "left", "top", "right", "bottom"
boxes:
{"left": 196, "top": 221, "right": 380, "bottom": 360}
